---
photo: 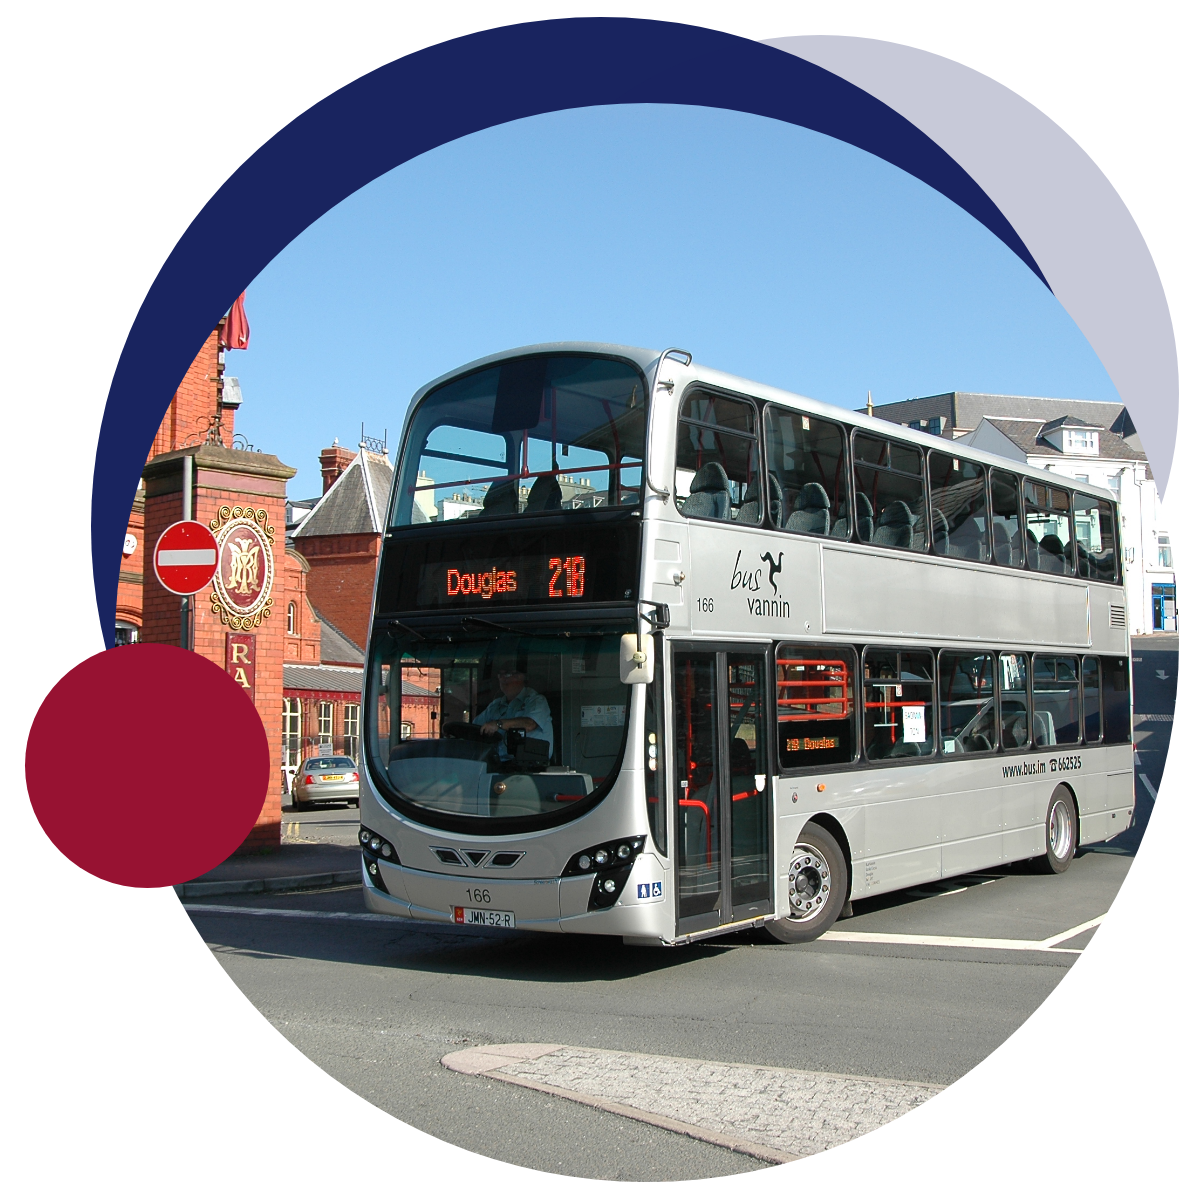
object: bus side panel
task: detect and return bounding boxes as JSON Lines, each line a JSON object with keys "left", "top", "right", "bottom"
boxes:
{"left": 844, "top": 764, "right": 943, "bottom": 895}
{"left": 1002, "top": 776, "right": 1047, "bottom": 862}
{"left": 821, "top": 548, "right": 1091, "bottom": 647}
{"left": 939, "top": 759, "right": 1006, "bottom": 877}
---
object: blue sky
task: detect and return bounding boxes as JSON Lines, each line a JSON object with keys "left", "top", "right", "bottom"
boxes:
{"left": 228, "top": 104, "right": 1119, "bottom": 500}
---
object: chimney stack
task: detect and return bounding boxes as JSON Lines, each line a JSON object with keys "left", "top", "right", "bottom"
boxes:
{"left": 319, "top": 439, "right": 356, "bottom": 494}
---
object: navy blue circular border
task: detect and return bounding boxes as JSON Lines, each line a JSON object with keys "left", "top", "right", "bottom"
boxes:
{"left": 94, "top": 17, "right": 1044, "bottom": 636}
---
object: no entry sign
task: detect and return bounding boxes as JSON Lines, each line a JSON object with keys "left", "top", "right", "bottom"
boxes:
{"left": 153, "top": 521, "right": 219, "bottom": 595}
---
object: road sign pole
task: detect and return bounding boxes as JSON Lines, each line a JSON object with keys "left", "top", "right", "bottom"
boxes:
{"left": 181, "top": 454, "right": 193, "bottom": 650}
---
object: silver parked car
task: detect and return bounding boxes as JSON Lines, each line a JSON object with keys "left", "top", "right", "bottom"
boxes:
{"left": 292, "top": 756, "right": 360, "bottom": 809}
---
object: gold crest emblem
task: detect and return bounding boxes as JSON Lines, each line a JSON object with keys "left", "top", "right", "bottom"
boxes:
{"left": 209, "top": 506, "right": 276, "bottom": 630}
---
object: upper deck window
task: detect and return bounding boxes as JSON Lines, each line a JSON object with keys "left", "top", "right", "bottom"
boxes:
{"left": 392, "top": 354, "right": 647, "bottom": 528}
{"left": 929, "top": 451, "right": 989, "bottom": 562}
{"left": 852, "top": 434, "right": 928, "bottom": 551}
{"left": 675, "top": 391, "right": 760, "bottom": 524}
{"left": 1023, "top": 479, "right": 1074, "bottom": 576}
{"left": 1072, "top": 493, "right": 1119, "bottom": 582}
{"left": 764, "top": 407, "right": 850, "bottom": 538}
{"left": 989, "top": 469, "right": 1026, "bottom": 568}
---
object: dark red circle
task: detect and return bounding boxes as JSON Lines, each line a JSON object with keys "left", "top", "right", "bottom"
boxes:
{"left": 26, "top": 644, "right": 270, "bottom": 887}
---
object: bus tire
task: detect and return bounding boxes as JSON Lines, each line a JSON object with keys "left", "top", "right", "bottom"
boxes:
{"left": 766, "top": 823, "right": 848, "bottom": 944}
{"left": 1035, "top": 785, "right": 1077, "bottom": 875}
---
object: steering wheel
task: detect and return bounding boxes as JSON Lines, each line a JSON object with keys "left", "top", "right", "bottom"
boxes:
{"left": 442, "top": 721, "right": 502, "bottom": 743}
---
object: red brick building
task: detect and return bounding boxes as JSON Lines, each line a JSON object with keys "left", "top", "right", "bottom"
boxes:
{"left": 125, "top": 313, "right": 308, "bottom": 852}
{"left": 122, "top": 325, "right": 412, "bottom": 841}
{"left": 279, "top": 441, "right": 457, "bottom": 778}
{"left": 117, "top": 320, "right": 242, "bottom": 644}
{"left": 291, "top": 443, "right": 393, "bottom": 652}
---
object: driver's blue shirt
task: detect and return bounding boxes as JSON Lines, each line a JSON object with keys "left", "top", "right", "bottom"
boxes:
{"left": 474, "top": 687, "right": 554, "bottom": 758}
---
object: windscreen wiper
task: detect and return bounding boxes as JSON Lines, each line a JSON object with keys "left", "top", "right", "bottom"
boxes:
{"left": 460, "top": 615, "right": 521, "bottom": 635}
{"left": 387, "top": 618, "right": 451, "bottom": 643}
{"left": 460, "top": 615, "right": 576, "bottom": 638}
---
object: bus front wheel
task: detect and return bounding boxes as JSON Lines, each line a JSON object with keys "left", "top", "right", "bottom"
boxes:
{"left": 1035, "top": 785, "right": 1078, "bottom": 875}
{"left": 766, "top": 823, "right": 848, "bottom": 944}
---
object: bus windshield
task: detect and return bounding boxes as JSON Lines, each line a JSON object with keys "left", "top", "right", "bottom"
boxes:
{"left": 367, "top": 623, "right": 633, "bottom": 830}
{"left": 392, "top": 353, "right": 647, "bottom": 527}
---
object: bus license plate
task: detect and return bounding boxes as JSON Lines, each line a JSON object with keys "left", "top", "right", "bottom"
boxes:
{"left": 453, "top": 906, "right": 516, "bottom": 928}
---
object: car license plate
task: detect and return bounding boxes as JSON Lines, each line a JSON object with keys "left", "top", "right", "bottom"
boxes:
{"left": 453, "top": 906, "right": 516, "bottom": 928}
{"left": 320, "top": 774, "right": 344, "bottom": 781}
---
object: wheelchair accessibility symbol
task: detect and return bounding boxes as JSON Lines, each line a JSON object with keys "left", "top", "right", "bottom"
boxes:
{"left": 636, "top": 882, "right": 663, "bottom": 900}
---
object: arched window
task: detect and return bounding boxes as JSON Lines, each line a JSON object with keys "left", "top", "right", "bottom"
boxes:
{"left": 287, "top": 602, "right": 297, "bottom": 635}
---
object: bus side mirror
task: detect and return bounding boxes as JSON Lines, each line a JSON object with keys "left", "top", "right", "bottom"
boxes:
{"left": 619, "top": 633, "right": 655, "bottom": 686}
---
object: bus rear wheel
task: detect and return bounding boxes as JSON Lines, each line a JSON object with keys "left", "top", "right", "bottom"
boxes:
{"left": 766, "top": 824, "right": 848, "bottom": 944}
{"left": 1034, "top": 785, "right": 1078, "bottom": 875}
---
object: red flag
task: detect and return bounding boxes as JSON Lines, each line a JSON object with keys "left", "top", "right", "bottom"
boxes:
{"left": 224, "top": 292, "right": 250, "bottom": 350}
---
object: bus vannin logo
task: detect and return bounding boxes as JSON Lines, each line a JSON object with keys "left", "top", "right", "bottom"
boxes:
{"left": 729, "top": 548, "right": 784, "bottom": 595}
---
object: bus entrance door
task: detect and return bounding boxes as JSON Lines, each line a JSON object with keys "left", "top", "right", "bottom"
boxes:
{"left": 672, "top": 647, "right": 773, "bottom": 937}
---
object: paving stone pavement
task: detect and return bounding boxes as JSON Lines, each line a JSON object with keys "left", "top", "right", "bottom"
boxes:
{"left": 443, "top": 1043, "right": 943, "bottom": 1161}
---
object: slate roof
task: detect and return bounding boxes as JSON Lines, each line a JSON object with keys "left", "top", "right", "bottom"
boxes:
{"left": 1039, "top": 413, "right": 1105, "bottom": 432}
{"left": 283, "top": 663, "right": 363, "bottom": 693}
{"left": 283, "top": 663, "right": 433, "bottom": 697}
{"left": 316, "top": 610, "right": 364, "bottom": 666}
{"left": 866, "top": 391, "right": 1134, "bottom": 439}
{"left": 293, "top": 448, "right": 393, "bottom": 538}
{"left": 970, "top": 417, "right": 1145, "bottom": 463}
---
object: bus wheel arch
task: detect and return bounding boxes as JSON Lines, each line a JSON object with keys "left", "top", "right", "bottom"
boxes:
{"left": 808, "top": 812, "right": 853, "bottom": 903}
{"left": 1035, "top": 783, "right": 1079, "bottom": 875}
{"left": 766, "top": 817, "right": 850, "bottom": 944}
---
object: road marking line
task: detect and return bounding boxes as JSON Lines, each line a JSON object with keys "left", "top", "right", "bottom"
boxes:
{"left": 1041, "top": 913, "right": 1107, "bottom": 947}
{"left": 819, "top": 928, "right": 1089, "bottom": 953}
{"left": 819, "top": 931, "right": 1081, "bottom": 954}
{"left": 186, "top": 904, "right": 402, "bottom": 923}
{"left": 1139, "top": 773, "right": 1159, "bottom": 800}
{"left": 189, "top": 907, "right": 1105, "bottom": 952}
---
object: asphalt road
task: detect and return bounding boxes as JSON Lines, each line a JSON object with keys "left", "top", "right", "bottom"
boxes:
{"left": 194, "top": 637, "right": 1172, "bottom": 1181}
{"left": 189, "top": 849, "right": 1129, "bottom": 1180}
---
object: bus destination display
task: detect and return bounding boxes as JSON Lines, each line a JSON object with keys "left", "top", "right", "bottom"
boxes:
{"left": 441, "top": 555, "right": 586, "bottom": 601}
{"left": 379, "top": 520, "right": 639, "bottom": 613}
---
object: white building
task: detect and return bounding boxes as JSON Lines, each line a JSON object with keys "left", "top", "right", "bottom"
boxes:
{"left": 413, "top": 471, "right": 438, "bottom": 521}
{"left": 867, "top": 392, "right": 1176, "bottom": 635}
{"left": 437, "top": 492, "right": 484, "bottom": 521}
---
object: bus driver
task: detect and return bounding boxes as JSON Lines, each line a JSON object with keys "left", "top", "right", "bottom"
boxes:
{"left": 474, "top": 657, "right": 554, "bottom": 760}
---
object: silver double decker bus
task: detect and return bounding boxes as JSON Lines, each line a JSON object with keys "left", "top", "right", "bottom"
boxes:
{"left": 359, "top": 344, "right": 1134, "bottom": 945}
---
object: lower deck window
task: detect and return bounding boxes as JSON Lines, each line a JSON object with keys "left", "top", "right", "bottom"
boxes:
{"left": 776, "top": 645, "right": 857, "bottom": 768}
{"left": 1102, "top": 656, "right": 1132, "bottom": 744}
{"left": 938, "top": 651, "right": 996, "bottom": 754}
{"left": 1082, "top": 656, "right": 1102, "bottom": 743}
{"left": 999, "top": 652, "right": 1031, "bottom": 749}
{"left": 863, "top": 648, "right": 935, "bottom": 760}
{"left": 1033, "top": 655, "right": 1081, "bottom": 745}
